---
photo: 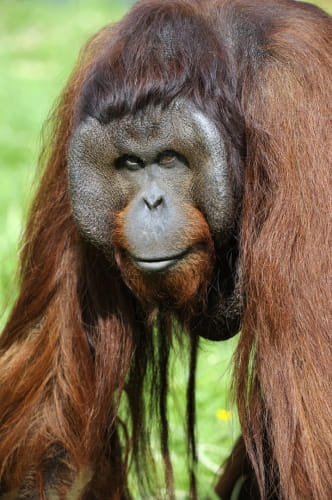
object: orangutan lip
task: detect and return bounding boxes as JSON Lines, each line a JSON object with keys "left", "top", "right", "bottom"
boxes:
{"left": 133, "top": 249, "right": 189, "bottom": 272}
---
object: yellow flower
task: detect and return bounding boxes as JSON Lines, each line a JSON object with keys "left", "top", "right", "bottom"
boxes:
{"left": 216, "top": 409, "right": 232, "bottom": 421}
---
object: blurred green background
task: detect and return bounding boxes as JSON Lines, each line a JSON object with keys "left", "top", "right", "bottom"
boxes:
{"left": 0, "top": 0, "right": 330, "bottom": 497}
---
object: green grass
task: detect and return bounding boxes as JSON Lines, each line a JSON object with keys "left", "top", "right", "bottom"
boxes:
{"left": 0, "top": 0, "right": 330, "bottom": 497}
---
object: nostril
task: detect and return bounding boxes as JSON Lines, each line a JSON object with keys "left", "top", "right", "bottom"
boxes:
{"left": 143, "top": 195, "right": 164, "bottom": 210}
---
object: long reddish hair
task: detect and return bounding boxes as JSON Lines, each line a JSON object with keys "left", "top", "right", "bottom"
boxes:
{"left": 0, "top": 1, "right": 331, "bottom": 499}
{"left": 237, "top": 9, "right": 332, "bottom": 497}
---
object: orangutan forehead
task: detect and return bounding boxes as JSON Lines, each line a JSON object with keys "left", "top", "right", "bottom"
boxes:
{"left": 78, "top": 101, "right": 227, "bottom": 162}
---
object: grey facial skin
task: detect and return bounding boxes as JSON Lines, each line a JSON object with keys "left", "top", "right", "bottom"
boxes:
{"left": 69, "top": 100, "right": 235, "bottom": 262}
{"left": 69, "top": 100, "right": 241, "bottom": 339}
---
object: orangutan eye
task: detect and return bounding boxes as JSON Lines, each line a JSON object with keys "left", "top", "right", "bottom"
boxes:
{"left": 157, "top": 151, "right": 178, "bottom": 166}
{"left": 158, "top": 151, "right": 177, "bottom": 165}
{"left": 115, "top": 155, "right": 144, "bottom": 171}
{"left": 157, "top": 150, "right": 189, "bottom": 168}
